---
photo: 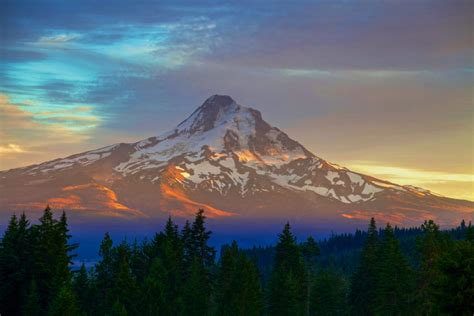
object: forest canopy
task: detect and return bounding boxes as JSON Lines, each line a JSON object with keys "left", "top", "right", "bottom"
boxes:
{"left": 0, "top": 207, "right": 473, "bottom": 315}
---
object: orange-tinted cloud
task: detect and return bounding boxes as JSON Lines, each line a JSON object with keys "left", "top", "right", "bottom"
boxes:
{"left": 0, "top": 94, "right": 96, "bottom": 170}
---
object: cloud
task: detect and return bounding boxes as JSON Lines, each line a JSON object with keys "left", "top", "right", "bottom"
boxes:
{"left": 345, "top": 162, "right": 474, "bottom": 201}
{"left": 0, "top": 144, "right": 26, "bottom": 154}
{"left": 0, "top": 94, "right": 96, "bottom": 169}
{"left": 38, "top": 33, "right": 81, "bottom": 44}
{"left": 204, "top": 1, "right": 473, "bottom": 71}
{"left": 349, "top": 163, "right": 474, "bottom": 185}
{"left": 1, "top": 0, "right": 472, "bottom": 202}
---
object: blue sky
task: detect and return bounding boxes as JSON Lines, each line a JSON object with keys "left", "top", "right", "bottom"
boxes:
{"left": 1, "top": 0, "right": 473, "bottom": 199}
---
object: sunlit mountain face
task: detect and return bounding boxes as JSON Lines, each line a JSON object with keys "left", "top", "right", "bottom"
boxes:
{"left": 2, "top": 1, "right": 473, "bottom": 204}
{"left": 1, "top": 95, "right": 472, "bottom": 231}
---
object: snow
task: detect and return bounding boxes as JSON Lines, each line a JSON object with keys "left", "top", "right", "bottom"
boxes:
{"left": 347, "top": 194, "right": 363, "bottom": 202}
{"left": 114, "top": 100, "right": 311, "bottom": 175}
{"left": 326, "top": 171, "right": 339, "bottom": 184}
{"left": 218, "top": 157, "right": 233, "bottom": 169}
{"left": 339, "top": 196, "right": 350, "bottom": 203}
{"left": 346, "top": 172, "right": 365, "bottom": 185}
{"left": 361, "top": 183, "right": 384, "bottom": 195}
{"left": 32, "top": 149, "right": 114, "bottom": 174}
{"left": 304, "top": 186, "right": 330, "bottom": 196}
{"left": 185, "top": 161, "right": 222, "bottom": 183}
{"left": 16, "top": 97, "right": 407, "bottom": 205}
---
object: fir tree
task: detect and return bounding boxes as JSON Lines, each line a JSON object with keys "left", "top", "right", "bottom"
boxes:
{"left": 374, "top": 224, "right": 413, "bottom": 315}
{"left": 0, "top": 214, "right": 19, "bottom": 315}
{"left": 107, "top": 300, "right": 128, "bottom": 316}
{"left": 465, "top": 221, "right": 474, "bottom": 242}
{"left": 110, "top": 242, "right": 139, "bottom": 315}
{"left": 95, "top": 232, "right": 115, "bottom": 312}
{"left": 191, "top": 209, "right": 216, "bottom": 268}
{"left": 215, "top": 241, "right": 263, "bottom": 316}
{"left": 300, "top": 236, "right": 320, "bottom": 274}
{"left": 432, "top": 238, "right": 474, "bottom": 315}
{"left": 141, "top": 258, "right": 166, "bottom": 315}
{"left": 415, "top": 220, "right": 447, "bottom": 315}
{"left": 181, "top": 220, "right": 193, "bottom": 265}
{"left": 349, "top": 217, "right": 379, "bottom": 315}
{"left": 181, "top": 209, "right": 216, "bottom": 316}
{"left": 129, "top": 238, "right": 148, "bottom": 283}
{"left": 158, "top": 217, "right": 185, "bottom": 315}
{"left": 182, "top": 257, "right": 210, "bottom": 316}
{"left": 32, "top": 206, "right": 75, "bottom": 313}
{"left": 73, "top": 264, "right": 90, "bottom": 315}
{"left": 237, "top": 253, "right": 263, "bottom": 316}
{"left": 48, "top": 282, "right": 81, "bottom": 316}
{"left": 300, "top": 235, "right": 320, "bottom": 314}
{"left": 23, "top": 279, "right": 41, "bottom": 316}
{"left": 268, "top": 222, "right": 308, "bottom": 316}
{"left": 58, "top": 212, "right": 79, "bottom": 274}
{"left": 0, "top": 213, "right": 33, "bottom": 315}
{"left": 310, "top": 269, "right": 348, "bottom": 316}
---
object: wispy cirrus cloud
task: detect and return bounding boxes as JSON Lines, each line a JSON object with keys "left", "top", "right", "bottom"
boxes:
{"left": 37, "top": 33, "right": 82, "bottom": 45}
{"left": 345, "top": 162, "right": 474, "bottom": 201}
{"left": 0, "top": 94, "right": 100, "bottom": 169}
{"left": 0, "top": 144, "right": 26, "bottom": 155}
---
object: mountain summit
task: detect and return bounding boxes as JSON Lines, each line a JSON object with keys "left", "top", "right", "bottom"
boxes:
{"left": 1, "top": 95, "right": 472, "bottom": 225}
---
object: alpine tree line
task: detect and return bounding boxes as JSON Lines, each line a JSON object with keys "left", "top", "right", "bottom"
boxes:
{"left": 0, "top": 206, "right": 473, "bottom": 315}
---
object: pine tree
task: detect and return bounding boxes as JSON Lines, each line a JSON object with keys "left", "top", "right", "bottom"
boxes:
{"left": 158, "top": 217, "right": 185, "bottom": 315}
{"left": 0, "top": 214, "right": 19, "bottom": 315}
{"left": 73, "top": 263, "right": 90, "bottom": 315}
{"left": 215, "top": 241, "right": 263, "bottom": 316}
{"left": 349, "top": 217, "right": 379, "bottom": 315}
{"left": 238, "top": 253, "right": 263, "bottom": 316}
{"left": 300, "top": 235, "right": 320, "bottom": 314}
{"left": 48, "top": 282, "right": 81, "bottom": 316}
{"left": 432, "top": 237, "right": 474, "bottom": 315}
{"left": 465, "top": 221, "right": 474, "bottom": 242}
{"left": 415, "top": 220, "right": 447, "bottom": 315}
{"left": 109, "top": 242, "right": 139, "bottom": 315}
{"left": 95, "top": 232, "right": 115, "bottom": 312}
{"left": 58, "top": 212, "right": 79, "bottom": 275}
{"left": 310, "top": 269, "right": 348, "bottom": 316}
{"left": 268, "top": 222, "right": 308, "bottom": 316}
{"left": 33, "top": 205, "right": 57, "bottom": 311}
{"left": 191, "top": 209, "right": 216, "bottom": 268}
{"left": 215, "top": 242, "right": 239, "bottom": 315}
{"left": 181, "top": 209, "right": 216, "bottom": 316}
{"left": 374, "top": 224, "right": 413, "bottom": 315}
{"left": 31, "top": 206, "right": 76, "bottom": 313}
{"left": 108, "top": 300, "right": 128, "bottom": 316}
{"left": 181, "top": 220, "right": 193, "bottom": 265}
{"left": 23, "top": 279, "right": 41, "bottom": 316}
{"left": 129, "top": 238, "right": 148, "bottom": 283}
{"left": 300, "top": 236, "right": 320, "bottom": 274}
{"left": 141, "top": 258, "right": 166, "bottom": 315}
{"left": 182, "top": 257, "right": 210, "bottom": 316}
{"left": 0, "top": 213, "right": 33, "bottom": 315}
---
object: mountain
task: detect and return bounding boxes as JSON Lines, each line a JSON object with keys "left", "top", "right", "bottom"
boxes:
{"left": 1, "top": 95, "right": 472, "bottom": 226}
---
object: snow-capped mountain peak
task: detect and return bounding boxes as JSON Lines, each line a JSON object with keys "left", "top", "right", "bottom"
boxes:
{"left": 176, "top": 95, "right": 240, "bottom": 134}
{"left": 119, "top": 95, "right": 311, "bottom": 174}
{"left": 1, "top": 95, "right": 472, "bottom": 224}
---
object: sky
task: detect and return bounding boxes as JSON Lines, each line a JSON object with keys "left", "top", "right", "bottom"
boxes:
{"left": 1, "top": 0, "right": 473, "bottom": 200}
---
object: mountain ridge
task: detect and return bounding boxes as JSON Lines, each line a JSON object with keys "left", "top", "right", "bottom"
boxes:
{"left": 1, "top": 95, "right": 473, "bottom": 226}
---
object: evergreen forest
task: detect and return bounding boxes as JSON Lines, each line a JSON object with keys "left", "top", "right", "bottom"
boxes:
{"left": 0, "top": 206, "right": 473, "bottom": 316}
